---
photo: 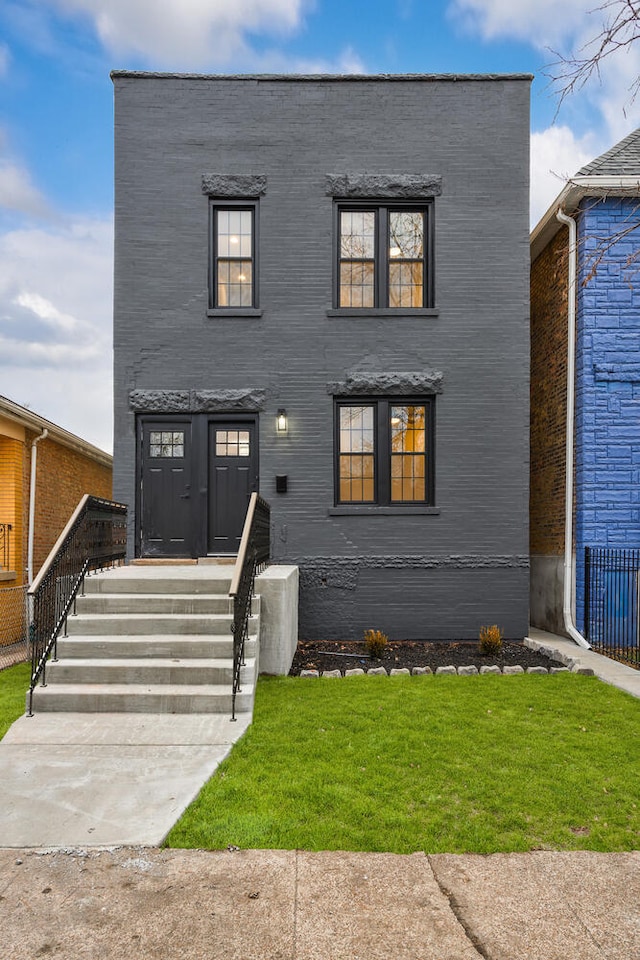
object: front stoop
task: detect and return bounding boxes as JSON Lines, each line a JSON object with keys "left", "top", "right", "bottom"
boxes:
{"left": 30, "top": 565, "right": 260, "bottom": 716}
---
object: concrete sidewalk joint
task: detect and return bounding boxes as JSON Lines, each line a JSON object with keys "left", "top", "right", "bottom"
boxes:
{"left": 1, "top": 848, "right": 638, "bottom": 960}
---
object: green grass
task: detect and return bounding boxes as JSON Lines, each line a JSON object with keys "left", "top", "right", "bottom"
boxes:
{"left": 166, "top": 674, "right": 640, "bottom": 854}
{"left": 0, "top": 661, "right": 30, "bottom": 739}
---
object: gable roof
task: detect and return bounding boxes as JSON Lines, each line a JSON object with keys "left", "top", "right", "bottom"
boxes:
{"left": 577, "top": 127, "right": 640, "bottom": 177}
{"left": 531, "top": 127, "right": 640, "bottom": 261}
{"left": 0, "top": 395, "right": 112, "bottom": 467}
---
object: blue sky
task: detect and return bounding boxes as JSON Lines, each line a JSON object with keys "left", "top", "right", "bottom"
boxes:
{"left": 1, "top": 0, "right": 639, "bottom": 451}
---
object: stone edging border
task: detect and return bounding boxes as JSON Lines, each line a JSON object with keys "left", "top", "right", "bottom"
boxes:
{"left": 300, "top": 663, "right": 595, "bottom": 678}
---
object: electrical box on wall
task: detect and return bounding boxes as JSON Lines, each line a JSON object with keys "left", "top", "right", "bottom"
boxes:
{"left": 276, "top": 474, "right": 288, "bottom": 494}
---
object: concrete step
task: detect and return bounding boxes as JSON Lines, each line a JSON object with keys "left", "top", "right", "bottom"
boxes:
{"left": 55, "top": 634, "right": 257, "bottom": 660}
{"left": 83, "top": 573, "right": 233, "bottom": 595}
{"left": 44, "top": 657, "right": 255, "bottom": 686}
{"left": 30, "top": 682, "right": 254, "bottom": 714}
{"left": 65, "top": 612, "right": 258, "bottom": 637}
{"left": 74, "top": 593, "right": 248, "bottom": 616}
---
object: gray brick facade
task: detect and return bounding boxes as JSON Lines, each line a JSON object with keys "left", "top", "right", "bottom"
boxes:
{"left": 112, "top": 73, "right": 531, "bottom": 640}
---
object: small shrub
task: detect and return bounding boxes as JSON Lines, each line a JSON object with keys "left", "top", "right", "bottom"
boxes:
{"left": 479, "top": 624, "right": 503, "bottom": 656}
{"left": 364, "top": 628, "right": 388, "bottom": 659}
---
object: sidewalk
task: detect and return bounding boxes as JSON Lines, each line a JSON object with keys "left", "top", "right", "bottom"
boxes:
{"left": 526, "top": 627, "right": 640, "bottom": 699}
{"left": 1, "top": 847, "right": 637, "bottom": 959}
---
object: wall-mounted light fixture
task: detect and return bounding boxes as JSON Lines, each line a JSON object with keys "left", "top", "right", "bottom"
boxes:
{"left": 276, "top": 408, "right": 288, "bottom": 435}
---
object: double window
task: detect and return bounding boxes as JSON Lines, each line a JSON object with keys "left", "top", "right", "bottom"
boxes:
{"left": 337, "top": 203, "right": 432, "bottom": 309}
{"left": 210, "top": 203, "right": 257, "bottom": 308}
{"left": 335, "top": 398, "right": 435, "bottom": 505}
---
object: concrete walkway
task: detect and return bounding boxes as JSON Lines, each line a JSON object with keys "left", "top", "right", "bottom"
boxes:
{"left": 0, "top": 713, "right": 251, "bottom": 847}
{"left": 526, "top": 627, "right": 640, "bottom": 699}
{"left": 1, "top": 847, "right": 638, "bottom": 959}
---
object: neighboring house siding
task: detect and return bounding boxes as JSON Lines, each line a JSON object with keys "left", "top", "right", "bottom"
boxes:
{"left": 529, "top": 229, "right": 569, "bottom": 633}
{"left": 113, "top": 75, "right": 531, "bottom": 640}
{"left": 0, "top": 435, "right": 26, "bottom": 582}
{"left": 31, "top": 436, "right": 112, "bottom": 577}
{"left": 574, "top": 197, "right": 640, "bottom": 631}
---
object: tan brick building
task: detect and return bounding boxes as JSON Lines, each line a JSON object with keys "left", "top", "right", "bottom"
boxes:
{"left": 0, "top": 397, "right": 112, "bottom": 646}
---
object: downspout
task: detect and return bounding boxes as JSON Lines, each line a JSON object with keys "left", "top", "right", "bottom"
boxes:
{"left": 27, "top": 428, "right": 48, "bottom": 586}
{"left": 556, "top": 208, "right": 590, "bottom": 648}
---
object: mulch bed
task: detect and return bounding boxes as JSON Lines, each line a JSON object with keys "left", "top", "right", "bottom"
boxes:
{"left": 289, "top": 639, "right": 562, "bottom": 676}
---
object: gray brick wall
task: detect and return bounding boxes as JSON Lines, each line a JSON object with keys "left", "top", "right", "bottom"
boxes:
{"left": 113, "top": 74, "right": 531, "bottom": 640}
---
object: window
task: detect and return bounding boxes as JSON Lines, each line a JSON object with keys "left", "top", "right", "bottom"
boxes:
{"left": 335, "top": 398, "right": 435, "bottom": 505}
{"left": 215, "top": 429, "right": 250, "bottom": 457}
{"left": 149, "top": 431, "right": 184, "bottom": 458}
{"left": 336, "top": 203, "right": 432, "bottom": 309}
{"left": 210, "top": 204, "right": 257, "bottom": 308}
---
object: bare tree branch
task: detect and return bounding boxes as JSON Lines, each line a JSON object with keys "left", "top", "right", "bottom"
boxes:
{"left": 547, "top": 0, "right": 640, "bottom": 108}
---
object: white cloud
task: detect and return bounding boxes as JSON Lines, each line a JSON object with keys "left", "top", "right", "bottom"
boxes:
{"left": 46, "top": 0, "right": 307, "bottom": 67}
{"left": 254, "top": 44, "right": 366, "bottom": 75}
{"left": 450, "top": 0, "right": 603, "bottom": 46}
{"left": 530, "top": 125, "right": 600, "bottom": 225}
{"left": 0, "top": 158, "right": 49, "bottom": 217}
{"left": 13, "top": 292, "right": 81, "bottom": 333}
{"left": 0, "top": 215, "right": 113, "bottom": 451}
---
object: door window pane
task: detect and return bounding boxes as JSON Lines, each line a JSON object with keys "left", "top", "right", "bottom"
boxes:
{"left": 149, "top": 430, "right": 184, "bottom": 458}
{"left": 216, "top": 429, "right": 251, "bottom": 457}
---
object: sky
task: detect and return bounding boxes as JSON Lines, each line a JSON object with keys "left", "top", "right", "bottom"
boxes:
{"left": 1, "top": 0, "right": 640, "bottom": 453}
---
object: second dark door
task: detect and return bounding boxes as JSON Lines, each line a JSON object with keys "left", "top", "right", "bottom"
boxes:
{"left": 208, "top": 421, "right": 258, "bottom": 553}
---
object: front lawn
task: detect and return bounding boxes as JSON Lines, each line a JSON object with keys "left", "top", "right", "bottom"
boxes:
{"left": 0, "top": 661, "right": 30, "bottom": 739}
{"left": 166, "top": 674, "right": 640, "bottom": 854}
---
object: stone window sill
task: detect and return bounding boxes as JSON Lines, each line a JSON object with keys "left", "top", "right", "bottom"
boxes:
{"left": 207, "top": 308, "right": 263, "bottom": 318}
{"left": 326, "top": 308, "right": 439, "bottom": 319}
{"left": 0, "top": 571, "right": 17, "bottom": 582}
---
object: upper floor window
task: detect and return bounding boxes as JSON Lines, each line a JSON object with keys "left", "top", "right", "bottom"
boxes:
{"left": 210, "top": 203, "right": 257, "bottom": 308}
{"left": 336, "top": 203, "right": 432, "bottom": 309}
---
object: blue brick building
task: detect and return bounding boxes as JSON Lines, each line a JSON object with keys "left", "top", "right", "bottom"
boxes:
{"left": 530, "top": 129, "right": 640, "bottom": 647}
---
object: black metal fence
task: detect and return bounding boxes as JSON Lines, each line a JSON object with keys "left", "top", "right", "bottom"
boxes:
{"left": 229, "top": 493, "right": 270, "bottom": 720}
{"left": 28, "top": 495, "right": 127, "bottom": 714}
{"left": 584, "top": 546, "right": 640, "bottom": 668}
{"left": 0, "top": 585, "right": 29, "bottom": 670}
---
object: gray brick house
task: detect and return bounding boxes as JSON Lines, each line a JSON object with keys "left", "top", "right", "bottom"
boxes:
{"left": 112, "top": 72, "right": 531, "bottom": 640}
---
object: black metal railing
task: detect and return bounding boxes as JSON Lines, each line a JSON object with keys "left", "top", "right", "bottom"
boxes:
{"left": 585, "top": 546, "right": 640, "bottom": 668}
{"left": 0, "top": 522, "right": 11, "bottom": 569}
{"left": 27, "top": 495, "right": 128, "bottom": 714}
{"left": 229, "top": 493, "right": 270, "bottom": 720}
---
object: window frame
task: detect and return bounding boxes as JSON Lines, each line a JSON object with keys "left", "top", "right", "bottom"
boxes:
{"left": 333, "top": 201, "right": 434, "bottom": 312}
{"left": 209, "top": 200, "right": 259, "bottom": 311}
{"left": 333, "top": 396, "right": 435, "bottom": 507}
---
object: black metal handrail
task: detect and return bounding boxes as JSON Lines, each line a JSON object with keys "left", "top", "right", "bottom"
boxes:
{"left": 585, "top": 546, "right": 640, "bottom": 668}
{"left": 0, "top": 522, "right": 11, "bottom": 569}
{"left": 27, "top": 495, "right": 128, "bottom": 714}
{"left": 229, "top": 492, "right": 270, "bottom": 720}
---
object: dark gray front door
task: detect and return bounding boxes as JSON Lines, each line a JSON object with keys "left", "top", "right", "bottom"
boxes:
{"left": 208, "top": 421, "right": 257, "bottom": 553}
{"left": 140, "top": 420, "right": 192, "bottom": 557}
